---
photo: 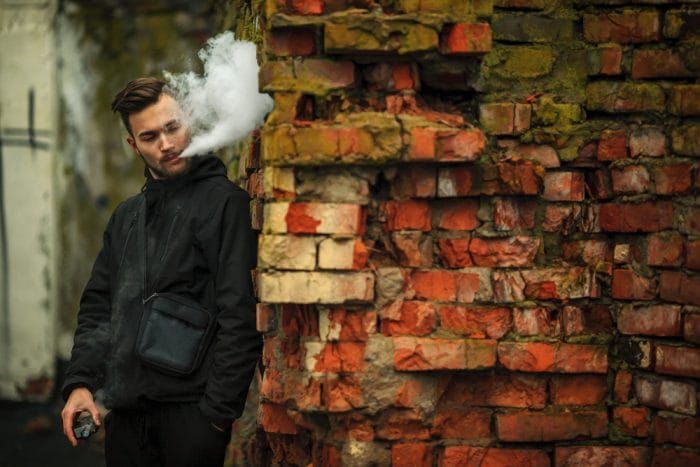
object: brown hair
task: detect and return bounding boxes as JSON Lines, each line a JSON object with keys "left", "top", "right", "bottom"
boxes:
{"left": 111, "top": 77, "right": 170, "bottom": 135}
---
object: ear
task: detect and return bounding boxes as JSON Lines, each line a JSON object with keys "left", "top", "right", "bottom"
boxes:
{"left": 126, "top": 135, "right": 139, "bottom": 154}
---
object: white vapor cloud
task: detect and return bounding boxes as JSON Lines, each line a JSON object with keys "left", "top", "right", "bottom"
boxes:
{"left": 164, "top": 31, "right": 273, "bottom": 158}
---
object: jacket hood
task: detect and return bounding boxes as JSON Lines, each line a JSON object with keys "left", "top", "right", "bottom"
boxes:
{"left": 143, "top": 154, "right": 227, "bottom": 214}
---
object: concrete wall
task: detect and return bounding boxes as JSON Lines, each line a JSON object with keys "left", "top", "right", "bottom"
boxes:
{"left": 0, "top": 0, "right": 59, "bottom": 401}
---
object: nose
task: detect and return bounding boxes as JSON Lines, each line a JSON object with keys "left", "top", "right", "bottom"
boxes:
{"left": 159, "top": 133, "right": 174, "bottom": 152}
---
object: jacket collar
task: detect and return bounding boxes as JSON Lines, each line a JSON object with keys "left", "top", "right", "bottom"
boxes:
{"left": 142, "top": 154, "right": 226, "bottom": 193}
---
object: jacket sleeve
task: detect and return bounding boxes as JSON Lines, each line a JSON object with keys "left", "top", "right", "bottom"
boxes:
{"left": 197, "top": 189, "right": 262, "bottom": 423}
{"left": 61, "top": 213, "right": 114, "bottom": 401}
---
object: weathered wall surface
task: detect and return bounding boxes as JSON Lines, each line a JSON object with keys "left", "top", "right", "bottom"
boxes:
{"left": 250, "top": 0, "right": 700, "bottom": 465}
{"left": 0, "top": 0, "right": 59, "bottom": 401}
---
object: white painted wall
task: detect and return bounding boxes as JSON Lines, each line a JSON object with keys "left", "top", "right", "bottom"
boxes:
{"left": 0, "top": 0, "right": 58, "bottom": 401}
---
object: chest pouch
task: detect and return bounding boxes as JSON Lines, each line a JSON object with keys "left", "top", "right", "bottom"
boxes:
{"left": 134, "top": 197, "right": 216, "bottom": 377}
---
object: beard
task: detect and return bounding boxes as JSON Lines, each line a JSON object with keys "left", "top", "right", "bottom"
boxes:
{"left": 138, "top": 151, "right": 193, "bottom": 180}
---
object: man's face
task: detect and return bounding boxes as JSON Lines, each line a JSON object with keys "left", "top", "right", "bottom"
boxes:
{"left": 126, "top": 94, "right": 192, "bottom": 179}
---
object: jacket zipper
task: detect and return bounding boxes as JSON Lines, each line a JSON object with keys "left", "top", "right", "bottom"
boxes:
{"left": 119, "top": 217, "right": 137, "bottom": 269}
{"left": 160, "top": 211, "right": 180, "bottom": 263}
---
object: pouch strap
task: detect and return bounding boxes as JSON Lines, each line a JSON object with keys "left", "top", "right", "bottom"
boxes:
{"left": 137, "top": 195, "right": 148, "bottom": 303}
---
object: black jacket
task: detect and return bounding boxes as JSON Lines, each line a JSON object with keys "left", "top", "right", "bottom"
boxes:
{"left": 62, "top": 155, "right": 261, "bottom": 424}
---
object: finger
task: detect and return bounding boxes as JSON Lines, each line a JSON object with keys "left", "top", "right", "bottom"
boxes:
{"left": 88, "top": 404, "right": 101, "bottom": 427}
{"left": 62, "top": 408, "right": 78, "bottom": 447}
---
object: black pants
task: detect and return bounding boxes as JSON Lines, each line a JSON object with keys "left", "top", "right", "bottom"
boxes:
{"left": 104, "top": 401, "right": 231, "bottom": 467}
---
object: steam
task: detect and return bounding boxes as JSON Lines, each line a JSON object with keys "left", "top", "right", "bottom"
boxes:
{"left": 164, "top": 32, "right": 273, "bottom": 158}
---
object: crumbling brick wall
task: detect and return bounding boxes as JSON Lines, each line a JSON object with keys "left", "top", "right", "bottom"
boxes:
{"left": 245, "top": 0, "right": 700, "bottom": 465}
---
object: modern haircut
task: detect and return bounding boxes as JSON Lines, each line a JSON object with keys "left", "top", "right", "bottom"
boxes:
{"left": 111, "top": 77, "right": 171, "bottom": 135}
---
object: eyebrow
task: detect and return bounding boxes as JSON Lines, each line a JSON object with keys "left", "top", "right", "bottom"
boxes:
{"left": 137, "top": 119, "right": 179, "bottom": 139}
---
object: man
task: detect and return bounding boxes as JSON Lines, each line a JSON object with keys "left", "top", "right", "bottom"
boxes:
{"left": 60, "top": 77, "right": 261, "bottom": 467}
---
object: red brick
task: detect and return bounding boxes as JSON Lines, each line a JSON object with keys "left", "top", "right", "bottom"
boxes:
{"left": 439, "top": 306, "right": 512, "bottom": 339}
{"left": 614, "top": 370, "right": 633, "bottom": 403}
{"left": 543, "top": 171, "right": 586, "bottom": 201}
{"left": 495, "top": 161, "right": 543, "bottom": 195}
{"left": 440, "top": 22, "right": 492, "bottom": 54}
{"left": 409, "top": 128, "right": 437, "bottom": 160}
{"left": 618, "top": 304, "right": 682, "bottom": 337}
{"left": 563, "top": 304, "right": 613, "bottom": 337}
{"left": 612, "top": 269, "right": 657, "bottom": 301}
{"left": 437, "top": 166, "right": 476, "bottom": 197}
{"left": 383, "top": 200, "right": 431, "bottom": 231}
{"left": 493, "top": 198, "right": 536, "bottom": 231}
{"left": 542, "top": 206, "right": 578, "bottom": 234}
{"left": 562, "top": 240, "right": 613, "bottom": 272}
{"left": 496, "top": 409, "right": 608, "bottom": 442}
{"left": 585, "top": 169, "right": 613, "bottom": 200}
{"left": 597, "top": 129, "right": 627, "bottom": 161}
{"left": 600, "top": 201, "right": 674, "bottom": 232}
{"left": 688, "top": 240, "right": 700, "bottom": 270}
{"left": 550, "top": 375, "right": 608, "bottom": 406}
{"left": 267, "top": 27, "right": 316, "bottom": 56}
{"left": 411, "top": 270, "right": 457, "bottom": 301}
{"left": 394, "top": 337, "right": 497, "bottom": 371}
{"left": 600, "top": 44, "right": 622, "bottom": 75}
{"left": 498, "top": 342, "right": 608, "bottom": 373}
{"left": 281, "top": 304, "right": 319, "bottom": 337}
{"left": 261, "top": 402, "right": 298, "bottom": 434}
{"left": 652, "top": 447, "right": 700, "bottom": 467}
{"left": 520, "top": 267, "right": 597, "bottom": 301}
{"left": 436, "top": 129, "right": 486, "bottom": 162}
{"left": 435, "top": 199, "right": 480, "bottom": 231}
{"left": 630, "top": 126, "right": 665, "bottom": 158}
{"left": 381, "top": 301, "right": 436, "bottom": 337}
{"left": 456, "top": 270, "right": 489, "bottom": 303}
{"left": 321, "top": 308, "right": 375, "bottom": 342}
{"left": 654, "top": 162, "right": 693, "bottom": 195}
{"left": 513, "top": 307, "right": 560, "bottom": 337}
{"left": 655, "top": 344, "right": 700, "bottom": 378}
{"left": 392, "top": 443, "right": 434, "bottom": 467}
{"left": 279, "top": 202, "right": 364, "bottom": 234}
{"left": 632, "top": 49, "right": 692, "bottom": 79}
{"left": 438, "top": 238, "right": 472, "bottom": 268}
{"left": 556, "top": 446, "right": 651, "bottom": 467}
{"left": 440, "top": 447, "right": 549, "bottom": 467}
{"left": 392, "top": 63, "right": 418, "bottom": 90}
{"left": 431, "top": 407, "right": 492, "bottom": 441}
{"left": 479, "top": 103, "right": 514, "bottom": 135}
{"left": 257, "top": 303, "right": 276, "bottom": 333}
{"left": 376, "top": 409, "right": 430, "bottom": 441}
{"left": 584, "top": 11, "right": 661, "bottom": 43}
{"left": 683, "top": 206, "right": 700, "bottom": 235}
{"left": 669, "top": 84, "right": 700, "bottom": 116}
{"left": 306, "top": 342, "right": 365, "bottom": 373}
{"left": 611, "top": 165, "right": 651, "bottom": 194}
{"left": 502, "top": 141, "right": 560, "bottom": 168}
{"left": 328, "top": 412, "right": 374, "bottom": 442}
{"left": 613, "top": 407, "right": 650, "bottom": 438}
{"left": 469, "top": 236, "right": 540, "bottom": 267}
{"left": 647, "top": 232, "right": 684, "bottom": 267}
{"left": 659, "top": 271, "right": 700, "bottom": 306}
{"left": 635, "top": 375, "right": 697, "bottom": 415}
{"left": 684, "top": 313, "right": 700, "bottom": 344}
{"left": 392, "top": 232, "right": 433, "bottom": 268}
{"left": 654, "top": 413, "right": 700, "bottom": 448}
{"left": 364, "top": 63, "right": 419, "bottom": 91}
{"left": 323, "top": 375, "right": 362, "bottom": 412}
{"left": 288, "top": 0, "right": 323, "bottom": 14}
{"left": 391, "top": 166, "right": 437, "bottom": 199}
{"left": 438, "top": 373, "right": 547, "bottom": 409}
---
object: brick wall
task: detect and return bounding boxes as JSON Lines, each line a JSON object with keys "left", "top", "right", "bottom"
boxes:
{"left": 245, "top": 0, "right": 700, "bottom": 465}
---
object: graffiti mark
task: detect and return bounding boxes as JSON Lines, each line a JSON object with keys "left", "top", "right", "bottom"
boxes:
{"left": 0, "top": 89, "right": 51, "bottom": 152}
